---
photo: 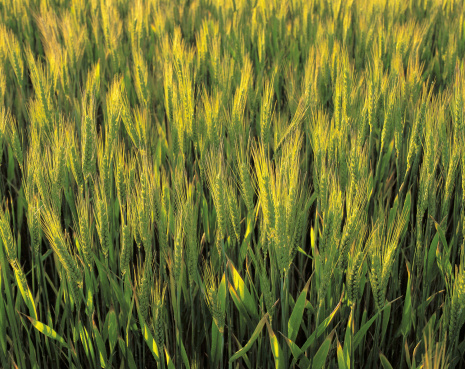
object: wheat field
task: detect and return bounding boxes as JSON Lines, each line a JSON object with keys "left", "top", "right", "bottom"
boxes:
{"left": 1, "top": 0, "right": 465, "bottom": 368}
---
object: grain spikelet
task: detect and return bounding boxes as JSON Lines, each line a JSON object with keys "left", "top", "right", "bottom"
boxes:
{"left": 448, "top": 266, "right": 465, "bottom": 347}
{"left": 120, "top": 89, "right": 141, "bottom": 148}
{"left": 41, "top": 207, "right": 82, "bottom": 304}
{"left": 133, "top": 49, "right": 150, "bottom": 107}
{"left": 2, "top": 109, "right": 23, "bottom": 170}
{"left": 94, "top": 185, "right": 110, "bottom": 260}
{"left": 260, "top": 70, "right": 276, "bottom": 147}
{"left": 25, "top": 46, "right": 53, "bottom": 128}
{"left": 0, "top": 203, "right": 18, "bottom": 266}
{"left": 81, "top": 95, "right": 97, "bottom": 180}
{"left": 5, "top": 30, "right": 24, "bottom": 90}
{"left": 120, "top": 216, "right": 132, "bottom": 277}
{"left": 203, "top": 261, "right": 225, "bottom": 333}
{"left": 206, "top": 149, "right": 228, "bottom": 238}
{"left": 67, "top": 129, "right": 84, "bottom": 190}
{"left": 75, "top": 193, "right": 93, "bottom": 268}
{"left": 151, "top": 279, "right": 167, "bottom": 350}
{"left": 173, "top": 212, "right": 184, "bottom": 285}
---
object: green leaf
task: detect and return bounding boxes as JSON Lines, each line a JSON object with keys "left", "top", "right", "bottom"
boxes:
{"left": 381, "top": 302, "right": 391, "bottom": 342}
{"left": 310, "top": 226, "right": 316, "bottom": 251}
{"left": 228, "top": 282, "right": 254, "bottom": 329}
{"left": 211, "top": 319, "right": 224, "bottom": 367}
{"left": 379, "top": 353, "right": 394, "bottom": 369}
{"left": 228, "top": 261, "right": 258, "bottom": 319}
{"left": 93, "top": 319, "right": 108, "bottom": 368}
{"left": 337, "top": 339, "right": 348, "bottom": 369}
{"left": 297, "top": 246, "right": 313, "bottom": 259}
{"left": 165, "top": 347, "right": 176, "bottom": 369}
{"left": 14, "top": 269, "right": 37, "bottom": 320}
{"left": 26, "top": 316, "right": 68, "bottom": 348}
{"left": 288, "top": 277, "right": 310, "bottom": 342}
{"left": 138, "top": 305, "right": 160, "bottom": 365}
{"left": 178, "top": 334, "right": 190, "bottom": 369}
{"left": 126, "top": 291, "right": 136, "bottom": 347}
{"left": 79, "top": 321, "right": 95, "bottom": 364}
{"left": 231, "top": 335, "right": 253, "bottom": 368}
{"left": 107, "top": 307, "right": 118, "bottom": 353}
{"left": 242, "top": 213, "right": 255, "bottom": 247}
{"left": 126, "top": 345, "right": 137, "bottom": 369}
{"left": 427, "top": 232, "right": 439, "bottom": 279}
{"left": 282, "top": 335, "right": 310, "bottom": 367}
{"left": 300, "top": 295, "right": 342, "bottom": 352}
{"left": 27, "top": 334, "right": 38, "bottom": 369}
{"left": 312, "top": 330, "right": 334, "bottom": 369}
{"left": 0, "top": 296, "right": 7, "bottom": 355}
{"left": 400, "top": 263, "right": 412, "bottom": 337}
{"left": 354, "top": 301, "right": 394, "bottom": 350}
{"left": 266, "top": 321, "right": 285, "bottom": 369}
{"left": 141, "top": 319, "right": 160, "bottom": 363}
{"left": 230, "top": 314, "right": 268, "bottom": 362}
{"left": 343, "top": 309, "right": 353, "bottom": 369}
{"left": 218, "top": 273, "right": 227, "bottom": 315}
{"left": 434, "top": 219, "right": 449, "bottom": 253}
{"left": 108, "top": 272, "right": 127, "bottom": 311}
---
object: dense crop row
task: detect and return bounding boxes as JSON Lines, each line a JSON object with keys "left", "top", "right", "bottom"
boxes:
{"left": 1, "top": 0, "right": 465, "bottom": 368}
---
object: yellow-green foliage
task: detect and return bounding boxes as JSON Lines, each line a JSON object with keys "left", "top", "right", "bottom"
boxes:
{"left": 1, "top": 0, "right": 465, "bottom": 368}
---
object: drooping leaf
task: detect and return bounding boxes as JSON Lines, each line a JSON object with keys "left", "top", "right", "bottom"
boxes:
{"left": 230, "top": 314, "right": 268, "bottom": 362}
